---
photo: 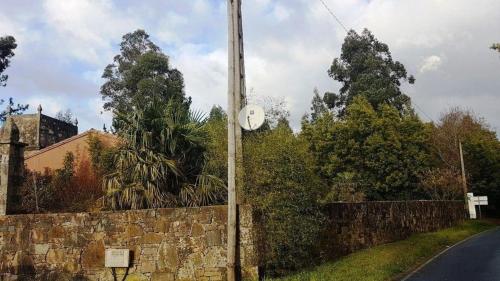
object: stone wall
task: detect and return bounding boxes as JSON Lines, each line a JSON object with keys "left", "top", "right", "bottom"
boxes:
{"left": 0, "top": 200, "right": 466, "bottom": 280}
{"left": 10, "top": 113, "right": 78, "bottom": 153}
{"left": 39, "top": 115, "right": 78, "bottom": 150}
{"left": 0, "top": 118, "right": 25, "bottom": 216}
{"left": 320, "top": 201, "right": 465, "bottom": 259}
{"left": 10, "top": 115, "right": 37, "bottom": 151}
{"left": 0, "top": 206, "right": 259, "bottom": 281}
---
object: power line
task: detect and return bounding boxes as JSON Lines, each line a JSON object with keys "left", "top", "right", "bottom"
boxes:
{"left": 318, "top": 0, "right": 349, "bottom": 33}
{"left": 413, "top": 101, "right": 434, "bottom": 122}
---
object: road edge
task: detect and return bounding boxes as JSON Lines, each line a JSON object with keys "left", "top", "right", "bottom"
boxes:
{"left": 399, "top": 225, "right": 499, "bottom": 281}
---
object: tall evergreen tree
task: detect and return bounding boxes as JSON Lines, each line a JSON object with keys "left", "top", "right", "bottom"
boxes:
{"left": 100, "top": 29, "right": 189, "bottom": 128}
{"left": 309, "top": 88, "right": 328, "bottom": 122}
{"left": 0, "top": 36, "right": 28, "bottom": 123}
{"left": 326, "top": 29, "right": 415, "bottom": 115}
{"left": 208, "top": 105, "right": 226, "bottom": 121}
{"left": 0, "top": 35, "right": 17, "bottom": 87}
{"left": 101, "top": 30, "right": 224, "bottom": 210}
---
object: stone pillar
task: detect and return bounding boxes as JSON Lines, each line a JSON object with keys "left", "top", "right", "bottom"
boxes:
{"left": 0, "top": 118, "right": 25, "bottom": 215}
{"left": 36, "top": 104, "right": 42, "bottom": 150}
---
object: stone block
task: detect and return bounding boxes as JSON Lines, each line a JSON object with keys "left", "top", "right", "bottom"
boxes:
{"left": 31, "top": 229, "right": 47, "bottom": 243}
{"left": 126, "top": 225, "right": 144, "bottom": 238}
{"left": 48, "top": 226, "right": 65, "bottom": 241}
{"left": 206, "top": 230, "right": 221, "bottom": 246}
{"left": 63, "top": 259, "right": 80, "bottom": 273}
{"left": 119, "top": 273, "right": 149, "bottom": 281}
{"left": 191, "top": 223, "right": 204, "bottom": 237}
{"left": 33, "top": 244, "right": 49, "bottom": 256}
{"left": 158, "top": 243, "right": 178, "bottom": 270}
{"left": 141, "top": 232, "right": 163, "bottom": 244}
{"left": 142, "top": 247, "right": 157, "bottom": 257}
{"left": 140, "top": 260, "right": 156, "bottom": 273}
{"left": 151, "top": 272, "right": 175, "bottom": 281}
{"left": 177, "top": 259, "right": 195, "bottom": 281}
{"left": 46, "top": 249, "right": 65, "bottom": 264}
{"left": 203, "top": 248, "right": 225, "bottom": 268}
{"left": 81, "top": 240, "right": 105, "bottom": 269}
{"left": 154, "top": 220, "right": 170, "bottom": 233}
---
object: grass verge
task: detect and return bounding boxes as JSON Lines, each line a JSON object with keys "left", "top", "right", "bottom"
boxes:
{"left": 271, "top": 220, "right": 496, "bottom": 281}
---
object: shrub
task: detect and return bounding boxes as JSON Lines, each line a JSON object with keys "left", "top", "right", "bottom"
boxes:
{"left": 17, "top": 168, "right": 55, "bottom": 214}
{"left": 18, "top": 152, "right": 104, "bottom": 213}
{"left": 205, "top": 105, "right": 327, "bottom": 276}
{"left": 419, "top": 168, "right": 462, "bottom": 200}
{"left": 54, "top": 157, "right": 103, "bottom": 212}
{"left": 204, "top": 106, "right": 228, "bottom": 184}
{"left": 320, "top": 172, "right": 366, "bottom": 203}
{"left": 429, "top": 107, "right": 500, "bottom": 214}
{"left": 302, "top": 96, "right": 432, "bottom": 200}
{"left": 243, "top": 126, "right": 326, "bottom": 276}
{"left": 87, "top": 133, "right": 116, "bottom": 176}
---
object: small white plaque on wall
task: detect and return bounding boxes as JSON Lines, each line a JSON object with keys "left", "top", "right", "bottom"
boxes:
{"left": 105, "top": 249, "right": 130, "bottom": 268}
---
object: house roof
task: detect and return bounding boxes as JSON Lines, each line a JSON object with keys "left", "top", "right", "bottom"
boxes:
{"left": 24, "top": 129, "right": 116, "bottom": 160}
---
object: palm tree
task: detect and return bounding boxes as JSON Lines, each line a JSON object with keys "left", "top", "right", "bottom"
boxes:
{"left": 104, "top": 99, "right": 226, "bottom": 210}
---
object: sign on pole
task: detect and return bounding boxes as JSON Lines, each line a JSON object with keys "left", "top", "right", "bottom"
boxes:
{"left": 467, "top": 193, "right": 488, "bottom": 219}
{"left": 473, "top": 196, "right": 488, "bottom": 206}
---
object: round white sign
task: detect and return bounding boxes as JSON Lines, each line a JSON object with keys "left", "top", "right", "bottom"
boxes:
{"left": 238, "top": 104, "right": 265, "bottom": 131}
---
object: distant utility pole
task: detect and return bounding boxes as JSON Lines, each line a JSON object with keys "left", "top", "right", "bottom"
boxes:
{"left": 459, "top": 141, "right": 468, "bottom": 214}
{"left": 227, "top": 0, "right": 245, "bottom": 280}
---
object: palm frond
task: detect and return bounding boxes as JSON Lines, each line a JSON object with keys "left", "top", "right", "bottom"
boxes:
{"left": 103, "top": 99, "right": 224, "bottom": 210}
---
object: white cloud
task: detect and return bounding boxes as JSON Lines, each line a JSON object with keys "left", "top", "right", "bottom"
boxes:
{"left": 2, "top": 0, "right": 500, "bottom": 135}
{"left": 419, "top": 55, "right": 442, "bottom": 73}
{"left": 82, "top": 69, "right": 105, "bottom": 85}
{"left": 273, "top": 4, "right": 291, "bottom": 21}
{"left": 172, "top": 45, "right": 227, "bottom": 113}
{"left": 84, "top": 97, "right": 113, "bottom": 130}
{"left": 25, "top": 95, "right": 64, "bottom": 117}
{"left": 192, "top": 0, "right": 211, "bottom": 15}
{"left": 155, "top": 12, "right": 189, "bottom": 46}
{"left": 254, "top": 0, "right": 271, "bottom": 8}
{"left": 358, "top": 0, "right": 500, "bottom": 49}
{"left": 42, "top": 0, "right": 138, "bottom": 65}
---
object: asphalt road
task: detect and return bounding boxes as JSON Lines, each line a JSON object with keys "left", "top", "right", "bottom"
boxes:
{"left": 405, "top": 227, "right": 500, "bottom": 281}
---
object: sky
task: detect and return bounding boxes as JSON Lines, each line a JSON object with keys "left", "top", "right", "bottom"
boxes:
{"left": 1, "top": 0, "right": 500, "bottom": 133}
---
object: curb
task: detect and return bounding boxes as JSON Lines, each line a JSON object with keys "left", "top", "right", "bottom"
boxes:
{"left": 400, "top": 226, "right": 499, "bottom": 281}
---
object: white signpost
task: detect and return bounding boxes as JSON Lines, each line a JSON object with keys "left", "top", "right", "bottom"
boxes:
{"left": 467, "top": 193, "right": 488, "bottom": 219}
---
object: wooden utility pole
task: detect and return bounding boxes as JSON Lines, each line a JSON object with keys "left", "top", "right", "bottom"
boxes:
{"left": 227, "top": 0, "right": 245, "bottom": 280}
{"left": 459, "top": 141, "right": 468, "bottom": 213}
